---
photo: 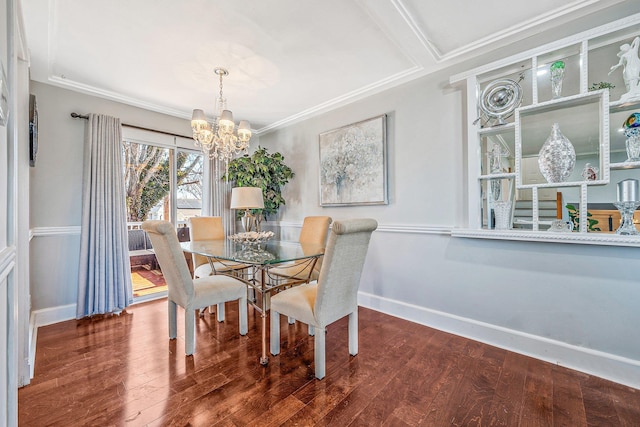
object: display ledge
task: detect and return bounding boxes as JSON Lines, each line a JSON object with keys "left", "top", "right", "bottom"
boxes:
{"left": 479, "top": 172, "right": 516, "bottom": 180}
{"left": 611, "top": 160, "right": 640, "bottom": 170}
{"left": 609, "top": 99, "right": 640, "bottom": 113}
{"left": 516, "top": 179, "right": 609, "bottom": 188}
{"left": 478, "top": 122, "right": 515, "bottom": 136}
{"left": 451, "top": 228, "right": 640, "bottom": 247}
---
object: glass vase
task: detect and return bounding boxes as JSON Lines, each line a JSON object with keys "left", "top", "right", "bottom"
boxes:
{"left": 493, "top": 200, "right": 512, "bottom": 230}
{"left": 538, "top": 123, "right": 576, "bottom": 183}
{"left": 550, "top": 61, "right": 565, "bottom": 99}
{"left": 613, "top": 201, "right": 640, "bottom": 235}
{"left": 624, "top": 128, "right": 640, "bottom": 162}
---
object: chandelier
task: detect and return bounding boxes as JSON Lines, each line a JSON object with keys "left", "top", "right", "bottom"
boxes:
{"left": 191, "top": 67, "right": 252, "bottom": 164}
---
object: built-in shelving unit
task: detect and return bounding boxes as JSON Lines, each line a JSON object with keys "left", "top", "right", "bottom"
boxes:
{"left": 450, "top": 13, "right": 640, "bottom": 246}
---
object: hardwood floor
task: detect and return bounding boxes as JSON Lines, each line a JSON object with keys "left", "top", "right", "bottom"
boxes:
{"left": 19, "top": 299, "right": 640, "bottom": 426}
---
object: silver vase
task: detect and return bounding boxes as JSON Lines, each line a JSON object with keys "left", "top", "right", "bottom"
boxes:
{"left": 538, "top": 123, "right": 576, "bottom": 183}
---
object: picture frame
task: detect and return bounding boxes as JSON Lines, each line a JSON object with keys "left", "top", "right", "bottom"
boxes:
{"left": 319, "top": 114, "right": 388, "bottom": 206}
{"left": 29, "top": 94, "right": 38, "bottom": 166}
{"left": 0, "top": 60, "right": 8, "bottom": 127}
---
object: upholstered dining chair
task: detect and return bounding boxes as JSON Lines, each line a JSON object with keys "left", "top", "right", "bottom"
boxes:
{"left": 189, "top": 216, "right": 250, "bottom": 320}
{"left": 268, "top": 216, "right": 332, "bottom": 283}
{"left": 189, "top": 216, "right": 248, "bottom": 279}
{"left": 142, "top": 220, "right": 248, "bottom": 356}
{"left": 270, "top": 218, "right": 377, "bottom": 379}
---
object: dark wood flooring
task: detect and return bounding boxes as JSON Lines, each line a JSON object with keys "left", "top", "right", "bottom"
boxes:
{"left": 19, "top": 299, "right": 640, "bottom": 426}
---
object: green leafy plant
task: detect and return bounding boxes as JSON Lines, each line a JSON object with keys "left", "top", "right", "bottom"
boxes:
{"left": 224, "top": 146, "right": 295, "bottom": 219}
{"left": 588, "top": 82, "right": 615, "bottom": 91}
{"left": 566, "top": 204, "right": 601, "bottom": 231}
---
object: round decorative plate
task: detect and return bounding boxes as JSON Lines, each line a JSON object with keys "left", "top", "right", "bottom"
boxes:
{"left": 228, "top": 231, "right": 274, "bottom": 245}
{"left": 479, "top": 79, "right": 523, "bottom": 126}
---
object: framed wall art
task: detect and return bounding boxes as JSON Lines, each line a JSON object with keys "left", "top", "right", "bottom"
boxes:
{"left": 319, "top": 114, "right": 388, "bottom": 206}
{"left": 29, "top": 94, "right": 38, "bottom": 166}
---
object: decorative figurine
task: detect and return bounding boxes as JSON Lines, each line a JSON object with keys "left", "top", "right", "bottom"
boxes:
{"left": 581, "top": 163, "right": 598, "bottom": 181}
{"left": 623, "top": 112, "right": 640, "bottom": 162}
{"left": 488, "top": 143, "right": 509, "bottom": 173}
{"left": 609, "top": 36, "right": 640, "bottom": 103}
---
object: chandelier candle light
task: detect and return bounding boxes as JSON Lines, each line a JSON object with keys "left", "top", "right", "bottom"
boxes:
{"left": 191, "top": 67, "right": 252, "bottom": 165}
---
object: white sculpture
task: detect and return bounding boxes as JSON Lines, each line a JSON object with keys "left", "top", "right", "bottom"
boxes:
{"left": 609, "top": 36, "right": 640, "bottom": 102}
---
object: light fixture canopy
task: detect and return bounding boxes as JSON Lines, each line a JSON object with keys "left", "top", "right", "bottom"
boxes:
{"left": 191, "top": 67, "right": 252, "bottom": 165}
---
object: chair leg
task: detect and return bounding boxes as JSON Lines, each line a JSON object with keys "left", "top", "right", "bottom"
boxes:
{"left": 168, "top": 299, "right": 177, "bottom": 340}
{"left": 217, "top": 302, "right": 225, "bottom": 322}
{"left": 270, "top": 310, "right": 280, "bottom": 355}
{"left": 308, "top": 325, "right": 315, "bottom": 336}
{"left": 348, "top": 311, "right": 358, "bottom": 356}
{"left": 185, "top": 309, "right": 196, "bottom": 355}
{"left": 314, "top": 327, "right": 326, "bottom": 379}
{"left": 238, "top": 296, "right": 248, "bottom": 336}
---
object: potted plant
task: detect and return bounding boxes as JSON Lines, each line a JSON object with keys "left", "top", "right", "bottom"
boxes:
{"left": 224, "top": 146, "right": 295, "bottom": 224}
{"left": 566, "top": 204, "right": 601, "bottom": 232}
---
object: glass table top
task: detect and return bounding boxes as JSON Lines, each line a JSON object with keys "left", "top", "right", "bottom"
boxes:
{"left": 180, "top": 239, "right": 324, "bottom": 265}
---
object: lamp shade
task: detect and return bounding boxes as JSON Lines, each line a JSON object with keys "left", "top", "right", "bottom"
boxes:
{"left": 230, "top": 187, "right": 264, "bottom": 209}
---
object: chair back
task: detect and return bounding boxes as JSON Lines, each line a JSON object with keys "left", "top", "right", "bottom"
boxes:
{"left": 142, "top": 220, "right": 193, "bottom": 306}
{"left": 300, "top": 216, "right": 332, "bottom": 274}
{"left": 314, "top": 218, "right": 377, "bottom": 326}
{"left": 299, "top": 216, "right": 332, "bottom": 245}
{"left": 188, "top": 216, "right": 225, "bottom": 269}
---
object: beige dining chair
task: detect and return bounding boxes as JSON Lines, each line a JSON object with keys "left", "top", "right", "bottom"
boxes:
{"left": 189, "top": 216, "right": 248, "bottom": 279}
{"left": 268, "top": 216, "right": 332, "bottom": 283}
{"left": 142, "top": 220, "right": 248, "bottom": 356}
{"left": 270, "top": 218, "right": 377, "bottom": 379}
{"left": 189, "top": 216, "right": 249, "bottom": 320}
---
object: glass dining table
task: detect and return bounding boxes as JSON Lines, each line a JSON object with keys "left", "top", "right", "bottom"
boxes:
{"left": 180, "top": 238, "right": 325, "bottom": 365}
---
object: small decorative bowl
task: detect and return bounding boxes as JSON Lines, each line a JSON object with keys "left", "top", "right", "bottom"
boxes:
{"left": 228, "top": 231, "right": 274, "bottom": 245}
{"left": 623, "top": 112, "right": 640, "bottom": 129}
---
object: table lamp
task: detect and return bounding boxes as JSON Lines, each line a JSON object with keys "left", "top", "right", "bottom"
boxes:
{"left": 230, "top": 187, "right": 264, "bottom": 232}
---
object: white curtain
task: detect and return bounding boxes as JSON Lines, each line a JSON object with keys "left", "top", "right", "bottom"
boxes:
{"left": 210, "top": 159, "right": 235, "bottom": 234}
{"left": 77, "top": 114, "right": 133, "bottom": 318}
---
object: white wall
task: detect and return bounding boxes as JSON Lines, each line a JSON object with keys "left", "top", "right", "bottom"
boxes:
{"left": 258, "top": 67, "right": 640, "bottom": 389}
{"left": 29, "top": 81, "right": 193, "bottom": 313}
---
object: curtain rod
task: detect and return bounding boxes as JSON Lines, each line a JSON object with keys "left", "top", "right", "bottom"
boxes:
{"left": 70, "top": 112, "right": 191, "bottom": 139}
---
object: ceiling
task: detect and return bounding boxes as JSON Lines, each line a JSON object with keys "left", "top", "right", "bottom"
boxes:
{"left": 21, "top": 0, "right": 640, "bottom": 135}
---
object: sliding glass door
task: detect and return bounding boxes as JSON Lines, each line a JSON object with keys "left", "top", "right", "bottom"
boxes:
{"left": 122, "top": 139, "right": 204, "bottom": 300}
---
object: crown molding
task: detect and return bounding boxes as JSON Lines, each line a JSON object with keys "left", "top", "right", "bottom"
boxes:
{"left": 46, "top": 75, "right": 191, "bottom": 120}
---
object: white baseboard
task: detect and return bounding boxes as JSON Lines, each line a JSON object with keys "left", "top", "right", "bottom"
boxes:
{"left": 32, "top": 304, "right": 76, "bottom": 327}
{"left": 28, "top": 313, "right": 37, "bottom": 379}
{"left": 29, "top": 304, "right": 77, "bottom": 379}
{"left": 358, "top": 291, "right": 640, "bottom": 390}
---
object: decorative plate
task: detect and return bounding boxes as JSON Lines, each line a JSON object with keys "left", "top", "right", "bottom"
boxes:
{"left": 228, "top": 231, "right": 274, "bottom": 245}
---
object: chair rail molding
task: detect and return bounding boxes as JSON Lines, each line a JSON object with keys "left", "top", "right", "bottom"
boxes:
{"left": 274, "top": 221, "right": 452, "bottom": 235}
{"left": 31, "top": 226, "right": 82, "bottom": 237}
